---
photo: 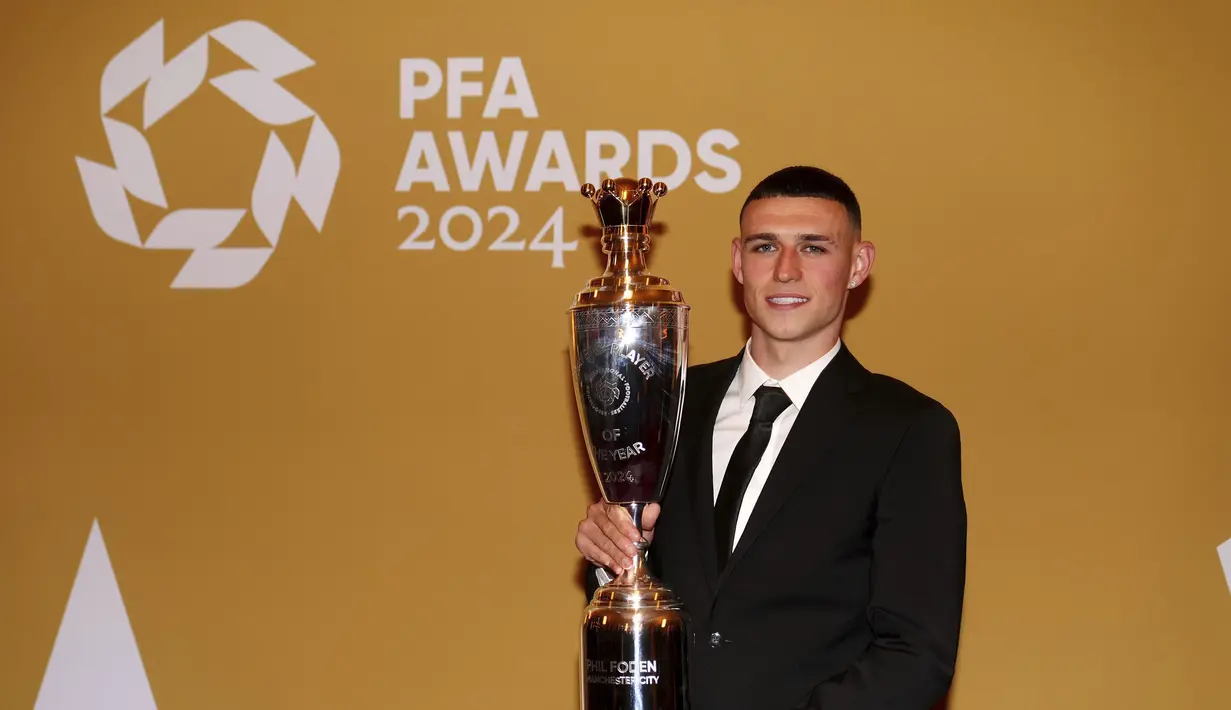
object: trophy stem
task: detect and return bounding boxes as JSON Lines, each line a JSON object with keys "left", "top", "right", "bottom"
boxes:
{"left": 610, "top": 501, "right": 655, "bottom": 588}
{"left": 600, "top": 229, "right": 650, "bottom": 278}
{"left": 623, "top": 501, "right": 648, "bottom": 536}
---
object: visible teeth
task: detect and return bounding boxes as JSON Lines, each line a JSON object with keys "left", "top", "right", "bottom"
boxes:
{"left": 769, "top": 297, "right": 808, "bottom": 304}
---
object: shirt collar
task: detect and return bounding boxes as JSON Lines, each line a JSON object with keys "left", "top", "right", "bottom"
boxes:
{"left": 736, "top": 338, "right": 843, "bottom": 410}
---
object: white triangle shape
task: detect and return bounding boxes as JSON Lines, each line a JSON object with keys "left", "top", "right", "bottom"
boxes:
{"left": 1220, "top": 537, "right": 1231, "bottom": 598}
{"left": 33, "top": 519, "right": 159, "bottom": 710}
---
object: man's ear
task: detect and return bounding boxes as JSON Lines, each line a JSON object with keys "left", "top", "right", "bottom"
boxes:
{"left": 848, "top": 240, "right": 876, "bottom": 289}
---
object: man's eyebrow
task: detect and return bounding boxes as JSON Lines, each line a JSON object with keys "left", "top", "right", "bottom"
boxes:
{"left": 742, "top": 232, "right": 837, "bottom": 245}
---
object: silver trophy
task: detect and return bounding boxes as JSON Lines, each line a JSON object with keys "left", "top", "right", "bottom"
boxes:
{"left": 569, "top": 177, "right": 690, "bottom": 709}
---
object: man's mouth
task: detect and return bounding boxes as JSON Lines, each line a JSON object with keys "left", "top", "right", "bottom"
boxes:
{"left": 767, "top": 296, "right": 809, "bottom": 306}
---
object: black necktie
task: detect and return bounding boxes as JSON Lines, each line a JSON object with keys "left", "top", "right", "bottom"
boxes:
{"left": 714, "top": 384, "right": 793, "bottom": 570}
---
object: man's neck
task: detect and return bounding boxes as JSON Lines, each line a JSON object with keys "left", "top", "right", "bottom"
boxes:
{"left": 748, "top": 328, "right": 840, "bottom": 381}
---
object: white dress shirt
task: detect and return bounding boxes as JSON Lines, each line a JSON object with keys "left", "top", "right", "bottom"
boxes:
{"left": 595, "top": 339, "right": 841, "bottom": 580}
{"left": 712, "top": 338, "right": 841, "bottom": 550}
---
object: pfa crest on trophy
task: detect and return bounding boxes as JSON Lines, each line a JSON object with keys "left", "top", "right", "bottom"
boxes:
{"left": 568, "top": 177, "right": 690, "bottom": 709}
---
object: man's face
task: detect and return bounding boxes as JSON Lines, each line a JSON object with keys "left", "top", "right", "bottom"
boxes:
{"left": 732, "top": 197, "right": 874, "bottom": 348}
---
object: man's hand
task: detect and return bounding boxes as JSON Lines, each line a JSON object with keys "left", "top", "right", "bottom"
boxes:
{"left": 575, "top": 502, "right": 660, "bottom": 572}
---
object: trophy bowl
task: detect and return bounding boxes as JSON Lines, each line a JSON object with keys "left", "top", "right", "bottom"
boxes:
{"left": 569, "top": 177, "right": 690, "bottom": 710}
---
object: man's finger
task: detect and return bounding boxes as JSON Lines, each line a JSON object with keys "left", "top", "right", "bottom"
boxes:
{"left": 577, "top": 522, "right": 621, "bottom": 570}
{"left": 596, "top": 509, "right": 639, "bottom": 556}
{"left": 577, "top": 538, "right": 615, "bottom": 571}
{"left": 642, "top": 503, "right": 661, "bottom": 532}
{"left": 582, "top": 518, "right": 633, "bottom": 569}
{"left": 604, "top": 504, "right": 645, "bottom": 543}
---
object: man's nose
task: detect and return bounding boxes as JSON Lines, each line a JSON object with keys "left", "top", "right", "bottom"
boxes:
{"left": 774, "top": 249, "right": 801, "bottom": 282}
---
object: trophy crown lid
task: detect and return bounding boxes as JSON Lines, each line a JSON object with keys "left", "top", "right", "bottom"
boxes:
{"left": 581, "top": 177, "right": 668, "bottom": 232}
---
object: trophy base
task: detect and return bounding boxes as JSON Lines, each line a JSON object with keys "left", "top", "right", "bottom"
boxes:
{"left": 580, "top": 504, "right": 689, "bottom": 710}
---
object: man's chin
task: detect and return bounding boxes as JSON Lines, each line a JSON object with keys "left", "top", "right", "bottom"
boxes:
{"left": 752, "top": 320, "right": 812, "bottom": 343}
{"left": 751, "top": 315, "right": 836, "bottom": 345}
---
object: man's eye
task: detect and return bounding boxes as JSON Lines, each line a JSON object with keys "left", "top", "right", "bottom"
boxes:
{"left": 803, "top": 245, "right": 827, "bottom": 254}
{"left": 753, "top": 243, "right": 774, "bottom": 252}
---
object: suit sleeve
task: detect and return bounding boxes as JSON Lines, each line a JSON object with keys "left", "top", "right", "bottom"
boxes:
{"left": 584, "top": 564, "right": 608, "bottom": 599}
{"left": 798, "top": 400, "right": 968, "bottom": 710}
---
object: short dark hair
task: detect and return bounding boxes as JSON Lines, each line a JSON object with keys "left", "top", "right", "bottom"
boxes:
{"left": 740, "top": 165, "right": 862, "bottom": 232}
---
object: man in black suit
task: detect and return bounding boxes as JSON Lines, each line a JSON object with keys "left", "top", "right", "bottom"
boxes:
{"left": 575, "top": 166, "right": 966, "bottom": 710}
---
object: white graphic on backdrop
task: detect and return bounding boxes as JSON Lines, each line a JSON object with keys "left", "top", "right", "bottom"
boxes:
{"left": 33, "top": 519, "right": 158, "bottom": 710}
{"left": 75, "top": 19, "right": 340, "bottom": 289}
{"left": 1219, "top": 537, "right": 1231, "bottom": 597}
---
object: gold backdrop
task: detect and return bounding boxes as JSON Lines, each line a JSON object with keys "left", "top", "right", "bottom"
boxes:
{"left": 2, "top": 0, "right": 1229, "bottom": 708}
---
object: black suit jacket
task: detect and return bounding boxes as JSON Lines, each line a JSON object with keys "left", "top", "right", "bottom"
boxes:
{"left": 586, "top": 343, "right": 967, "bottom": 710}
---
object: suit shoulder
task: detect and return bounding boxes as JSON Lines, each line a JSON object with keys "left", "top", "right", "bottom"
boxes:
{"left": 685, "top": 355, "right": 739, "bottom": 383}
{"left": 860, "top": 370, "right": 960, "bottom": 432}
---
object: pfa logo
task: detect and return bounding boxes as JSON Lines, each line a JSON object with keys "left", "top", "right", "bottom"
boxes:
{"left": 75, "top": 19, "right": 340, "bottom": 289}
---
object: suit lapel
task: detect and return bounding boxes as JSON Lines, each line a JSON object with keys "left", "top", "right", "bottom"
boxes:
{"left": 715, "top": 344, "right": 867, "bottom": 589}
{"left": 689, "top": 354, "right": 741, "bottom": 594}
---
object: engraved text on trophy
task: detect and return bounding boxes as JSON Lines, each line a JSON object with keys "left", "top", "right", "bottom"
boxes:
{"left": 573, "top": 306, "right": 683, "bottom": 504}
